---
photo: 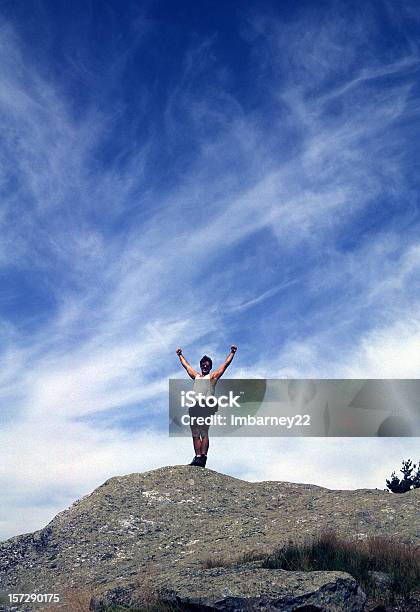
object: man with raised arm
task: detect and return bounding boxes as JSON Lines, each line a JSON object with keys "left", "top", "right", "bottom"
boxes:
{"left": 175, "top": 346, "right": 238, "bottom": 467}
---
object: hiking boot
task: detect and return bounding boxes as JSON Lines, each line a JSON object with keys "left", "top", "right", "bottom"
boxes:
{"left": 189, "top": 456, "right": 200, "bottom": 466}
{"left": 197, "top": 455, "right": 207, "bottom": 468}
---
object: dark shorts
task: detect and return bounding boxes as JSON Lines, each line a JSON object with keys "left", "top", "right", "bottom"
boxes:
{"left": 188, "top": 402, "right": 215, "bottom": 438}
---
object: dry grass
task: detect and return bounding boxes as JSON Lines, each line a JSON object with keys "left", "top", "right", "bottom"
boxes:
{"left": 202, "top": 547, "right": 271, "bottom": 569}
{"left": 101, "top": 563, "right": 185, "bottom": 611}
{"left": 42, "top": 587, "right": 92, "bottom": 611}
{"left": 262, "top": 531, "right": 420, "bottom": 609}
{"left": 201, "top": 531, "right": 420, "bottom": 609}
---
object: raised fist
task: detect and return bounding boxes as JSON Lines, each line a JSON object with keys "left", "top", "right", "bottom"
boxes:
{"left": 176, "top": 348, "right": 183, "bottom": 356}
{"left": 231, "top": 345, "right": 237, "bottom": 353}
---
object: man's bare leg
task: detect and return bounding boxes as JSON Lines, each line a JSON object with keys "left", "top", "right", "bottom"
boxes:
{"left": 201, "top": 434, "right": 209, "bottom": 456}
{"left": 192, "top": 436, "right": 202, "bottom": 456}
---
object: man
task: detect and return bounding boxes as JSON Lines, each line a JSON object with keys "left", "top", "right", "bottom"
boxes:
{"left": 175, "top": 345, "right": 238, "bottom": 467}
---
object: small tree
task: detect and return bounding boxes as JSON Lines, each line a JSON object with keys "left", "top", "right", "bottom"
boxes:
{"left": 386, "top": 459, "right": 420, "bottom": 493}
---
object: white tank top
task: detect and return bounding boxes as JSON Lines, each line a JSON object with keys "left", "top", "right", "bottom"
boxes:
{"left": 193, "top": 373, "right": 217, "bottom": 397}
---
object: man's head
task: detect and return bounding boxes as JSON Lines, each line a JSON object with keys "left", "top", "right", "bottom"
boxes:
{"left": 200, "top": 355, "right": 213, "bottom": 375}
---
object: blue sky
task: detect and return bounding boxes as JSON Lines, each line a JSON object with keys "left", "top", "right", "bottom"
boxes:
{"left": 1, "top": 0, "right": 419, "bottom": 540}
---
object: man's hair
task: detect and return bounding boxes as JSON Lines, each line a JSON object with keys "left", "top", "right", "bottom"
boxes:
{"left": 200, "top": 355, "right": 213, "bottom": 369}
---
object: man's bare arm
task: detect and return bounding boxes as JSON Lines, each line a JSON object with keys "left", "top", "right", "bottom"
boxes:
{"left": 176, "top": 348, "right": 198, "bottom": 380}
{"left": 211, "top": 345, "right": 237, "bottom": 381}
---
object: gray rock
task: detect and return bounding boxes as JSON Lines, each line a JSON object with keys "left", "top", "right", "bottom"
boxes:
{"left": 0, "top": 466, "right": 419, "bottom": 611}
{"left": 91, "top": 564, "right": 367, "bottom": 611}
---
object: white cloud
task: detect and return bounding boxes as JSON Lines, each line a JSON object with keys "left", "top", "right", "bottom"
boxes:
{"left": 342, "top": 318, "right": 420, "bottom": 378}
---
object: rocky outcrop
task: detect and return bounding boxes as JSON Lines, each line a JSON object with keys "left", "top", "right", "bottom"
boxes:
{"left": 90, "top": 563, "right": 367, "bottom": 611}
{"left": 0, "top": 466, "right": 419, "bottom": 611}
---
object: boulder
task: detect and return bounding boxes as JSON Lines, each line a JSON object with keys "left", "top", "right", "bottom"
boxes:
{"left": 90, "top": 563, "right": 367, "bottom": 611}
